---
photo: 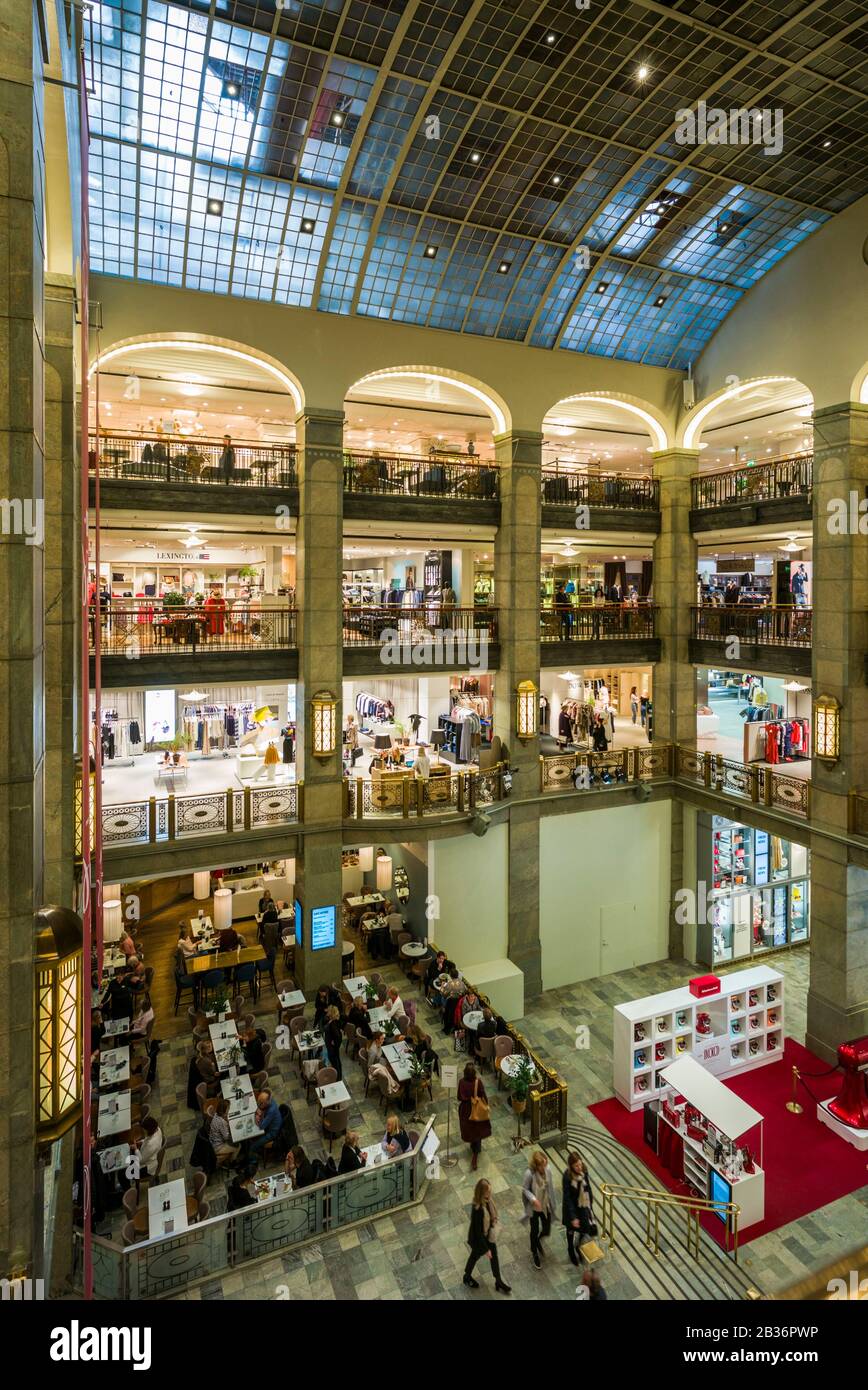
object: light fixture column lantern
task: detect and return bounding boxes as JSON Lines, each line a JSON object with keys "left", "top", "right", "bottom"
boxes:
{"left": 813, "top": 694, "right": 841, "bottom": 765}
{"left": 35, "top": 906, "right": 83, "bottom": 1143}
{"left": 311, "top": 690, "right": 337, "bottom": 757}
{"left": 515, "top": 679, "right": 539, "bottom": 741}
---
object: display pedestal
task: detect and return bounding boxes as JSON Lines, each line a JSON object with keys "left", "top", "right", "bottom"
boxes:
{"left": 817, "top": 1100, "right": 868, "bottom": 1151}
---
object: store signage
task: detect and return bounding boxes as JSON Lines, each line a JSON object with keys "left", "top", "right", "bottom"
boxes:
{"left": 693, "top": 1037, "right": 729, "bottom": 1076}
{"left": 310, "top": 905, "right": 336, "bottom": 952}
{"left": 154, "top": 550, "right": 211, "bottom": 560}
{"left": 689, "top": 974, "right": 721, "bottom": 998}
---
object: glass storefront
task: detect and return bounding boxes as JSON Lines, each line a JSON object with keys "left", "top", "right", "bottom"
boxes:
{"left": 697, "top": 813, "right": 810, "bottom": 967}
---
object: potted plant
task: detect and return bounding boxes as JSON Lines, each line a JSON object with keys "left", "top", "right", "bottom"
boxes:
{"left": 384, "top": 1017, "right": 399, "bottom": 1041}
{"left": 504, "top": 1054, "right": 536, "bottom": 1115}
{"left": 162, "top": 590, "right": 185, "bottom": 608}
{"left": 364, "top": 982, "right": 378, "bottom": 1004}
{"left": 407, "top": 1052, "right": 430, "bottom": 1120}
{"left": 211, "top": 991, "right": 230, "bottom": 1017}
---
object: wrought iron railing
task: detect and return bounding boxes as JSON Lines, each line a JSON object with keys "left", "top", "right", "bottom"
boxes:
{"left": 691, "top": 605, "right": 812, "bottom": 648}
{"left": 75, "top": 1118, "right": 433, "bottom": 1299}
{"left": 100, "top": 783, "right": 301, "bottom": 847}
{"left": 540, "top": 743, "right": 671, "bottom": 793}
{"left": 691, "top": 455, "right": 812, "bottom": 510}
{"left": 344, "top": 451, "right": 498, "bottom": 499}
{"left": 540, "top": 602, "right": 656, "bottom": 642}
{"left": 342, "top": 605, "right": 497, "bottom": 650}
{"left": 541, "top": 463, "right": 659, "bottom": 510}
{"left": 89, "top": 604, "right": 297, "bottom": 656}
{"left": 90, "top": 431, "right": 297, "bottom": 488}
{"left": 345, "top": 764, "right": 507, "bottom": 820}
{"left": 674, "top": 746, "right": 810, "bottom": 819}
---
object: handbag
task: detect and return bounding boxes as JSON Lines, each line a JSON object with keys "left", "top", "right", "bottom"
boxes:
{"left": 469, "top": 1080, "right": 490, "bottom": 1123}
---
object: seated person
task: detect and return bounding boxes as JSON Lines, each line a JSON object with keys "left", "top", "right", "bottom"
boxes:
{"left": 458, "top": 988, "right": 481, "bottom": 1025}
{"left": 242, "top": 1026, "right": 265, "bottom": 1074}
{"left": 207, "top": 1100, "right": 241, "bottom": 1167}
{"left": 384, "top": 986, "right": 405, "bottom": 1022}
{"left": 289, "top": 1145, "right": 315, "bottom": 1189}
{"left": 217, "top": 925, "right": 244, "bottom": 952}
{"left": 347, "top": 999, "right": 373, "bottom": 1040}
{"left": 425, "top": 950, "right": 450, "bottom": 1001}
{"left": 367, "top": 1030, "right": 386, "bottom": 1070}
{"left": 259, "top": 913, "right": 280, "bottom": 954}
{"left": 258, "top": 888, "right": 275, "bottom": 916}
{"left": 132, "top": 1115, "right": 164, "bottom": 1179}
{"left": 338, "top": 1131, "right": 367, "bottom": 1174}
{"left": 124, "top": 956, "right": 146, "bottom": 992}
{"left": 381, "top": 1114, "right": 411, "bottom": 1158}
{"left": 386, "top": 745, "right": 405, "bottom": 767}
{"left": 177, "top": 926, "right": 198, "bottom": 959}
{"left": 473, "top": 1006, "right": 498, "bottom": 1056}
{"left": 249, "top": 1088, "right": 281, "bottom": 1156}
{"left": 129, "top": 994, "right": 154, "bottom": 1040}
{"left": 385, "top": 903, "right": 404, "bottom": 948}
{"left": 104, "top": 974, "right": 133, "bottom": 1022}
{"left": 90, "top": 1009, "right": 105, "bottom": 1054}
{"left": 227, "top": 1172, "right": 257, "bottom": 1211}
{"left": 119, "top": 931, "right": 138, "bottom": 959}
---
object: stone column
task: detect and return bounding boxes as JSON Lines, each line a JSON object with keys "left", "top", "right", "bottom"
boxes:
{"left": 293, "top": 408, "right": 345, "bottom": 991}
{"left": 0, "top": 0, "right": 47, "bottom": 1278}
{"left": 806, "top": 403, "right": 868, "bottom": 1059}
{"left": 43, "top": 277, "right": 78, "bottom": 907}
{"left": 494, "top": 430, "right": 542, "bottom": 995}
{"left": 651, "top": 448, "right": 699, "bottom": 744}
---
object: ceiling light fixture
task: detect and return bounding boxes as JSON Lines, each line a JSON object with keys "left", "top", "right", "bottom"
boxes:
{"left": 331, "top": 111, "right": 345, "bottom": 127}
{"left": 545, "top": 32, "right": 556, "bottom": 44}
{"left": 596, "top": 282, "right": 609, "bottom": 293}
{"left": 206, "top": 198, "right": 223, "bottom": 216}
{"left": 497, "top": 261, "right": 511, "bottom": 274}
{"left": 301, "top": 217, "right": 316, "bottom": 234}
{"left": 424, "top": 244, "right": 438, "bottom": 258}
{"left": 637, "top": 64, "right": 650, "bottom": 81}
{"left": 654, "top": 295, "right": 667, "bottom": 307}
{"left": 469, "top": 151, "right": 481, "bottom": 163}
{"left": 222, "top": 79, "right": 240, "bottom": 99}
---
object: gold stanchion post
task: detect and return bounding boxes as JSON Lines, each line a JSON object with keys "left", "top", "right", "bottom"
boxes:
{"left": 786, "top": 1064, "right": 804, "bottom": 1114}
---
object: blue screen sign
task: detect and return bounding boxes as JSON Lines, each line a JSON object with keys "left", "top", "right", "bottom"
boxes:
{"left": 294, "top": 899, "right": 303, "bottom": 948}
{"left": 311, "top": 904, "right": 336, "bottom": 952}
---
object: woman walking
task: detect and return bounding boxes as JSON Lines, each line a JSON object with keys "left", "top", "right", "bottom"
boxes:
{"left": 463, "top": 1179, "right": 511, "bottom": 1294}
{"left": 522, "top": 1150, "right": 556, "bottom": 1270}
{"left": 562, "top": 1151, "right": 596, "bottom": 1266}
{"left": 457, "top": 1062, "right": 491, "bottom": 1171}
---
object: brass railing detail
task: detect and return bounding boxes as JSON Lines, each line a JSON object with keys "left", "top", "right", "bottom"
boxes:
{"left": 600, "top": 1181, "right": 741, "bottom": 1262}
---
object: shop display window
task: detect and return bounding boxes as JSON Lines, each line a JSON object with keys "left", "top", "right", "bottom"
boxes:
{"left": 701, "top": 814, "right": 810, "bottom": 967}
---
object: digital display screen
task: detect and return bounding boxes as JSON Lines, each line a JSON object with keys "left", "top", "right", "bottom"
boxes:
{"left": 294, "top": 899, "right": 303, "bottom": 948}
{"left": 709, "top": 1167, "right": 731, "bottom": 1221}
{"left": 311, "top": 905, "right": 336, "bottom": 951}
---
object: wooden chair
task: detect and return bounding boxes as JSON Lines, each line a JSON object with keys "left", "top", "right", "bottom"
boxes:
{"left": 122, "top": 1221, "right": 139, "bottom": 1246}
{"left": 315, "top": 1066, "right": 337, "bottom": 1089}
{"left": 343, "top": 1022, "right": 357, "bottom": 1058}
{"left": 322, "top": 1101, "right": 349, "bottom": 1151}
{"left": 261, "top": 1043, "right": 273, "bottom": 1069}
{"left": 249, "top": 1070, "right": 268, "bottom": 1092}
{"left": 396, "top": 933, "right": 412, "bottom": 975}
{"left": 192, "top": 1171, "right": 207, "bottom": 1201}
{"left": 494, "top": 1035, "right": 514, "bottom": 1089}
{"left": 374, "top": 1069, "right": 401, "bottom": 1112}
{"left": 357, "top": 1047, "right": 370, "bottom": 1097}
{"left": 196, "top": 1199, "right": 210, "bottom": 1222}
{"left": 122, "top": 1188, "right": 139, "bottom": 1218}
{"left": 477, "top": 1035, "right": 496, "bottom": 1072}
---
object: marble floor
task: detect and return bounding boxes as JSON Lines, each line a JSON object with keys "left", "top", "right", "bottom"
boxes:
{"left": 109, "top": 912, "right": 866, "bottom": 1302}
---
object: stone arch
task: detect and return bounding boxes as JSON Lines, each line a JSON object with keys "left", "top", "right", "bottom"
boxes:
{"left": 677, "top": 375, "right": 812, "bottom": 450}
{"left": 346, "top": 365, "right": 511, "bottom": 435}
{"left": 88, "top": 332, "right": 304, "bottom": 413}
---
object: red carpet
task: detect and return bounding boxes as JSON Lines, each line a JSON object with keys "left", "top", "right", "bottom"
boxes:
{"left": 589, "top": 1039, "right": 867, "bottom": 1247}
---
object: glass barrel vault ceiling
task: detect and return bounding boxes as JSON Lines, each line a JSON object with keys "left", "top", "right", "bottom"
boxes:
{"left": 86, "top": 0, "right": 868, "bottom": 368}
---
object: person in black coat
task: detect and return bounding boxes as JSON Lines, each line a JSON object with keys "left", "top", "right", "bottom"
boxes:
{"left": 290, "top": 1146, "right": 315, "bottom": 1189}
{"left": 227, "top": 1174, "right": 256, "bottom": 1211}
{"left": 105, "top": 976, "right": 133, "bottom": 1021}
{"left": 463, "top": 1178, "right": 510, "bottom": 1293}
{"left": 242, "top": 1027, "right": 266, "bottom": 1074}
{"left": 313, "top": 985, "right": 330, "bottom": 1030}
{"left": 338, "top": 1131, "right": 366, "bottom": 1174}
{"left": 347, "top": 1000, "right": 372, "bottom": 1040}
{"left": 562, "top": 1151, "right": 595, "bottom": 1266}
{"left": 323, "top": 1006, "right": 343, "bottom": 1080}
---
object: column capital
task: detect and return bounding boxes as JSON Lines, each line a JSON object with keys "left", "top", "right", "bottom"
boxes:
{"left": 493, "top": 428, "right": 544, "bottom": 447}
{"left": 812, "top": 401, "right": 868, "bottom": 425}
{"left": 294, "top": 406, "right": 346, "bottom": 427}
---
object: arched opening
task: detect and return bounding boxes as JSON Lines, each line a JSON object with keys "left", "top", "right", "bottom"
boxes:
{"left": 679, "top": 377, "right": 813, "bottom": 459}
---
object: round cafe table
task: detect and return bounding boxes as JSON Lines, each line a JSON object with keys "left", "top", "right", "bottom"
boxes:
{"left": 133, "top": 1195, "right": 198, "bottom": 1236}
{"left": 400, "top": 942, "right": 428, "bottom": 958}
{"left": 462, "top": 1010, "right": 484, "bottom": 1031}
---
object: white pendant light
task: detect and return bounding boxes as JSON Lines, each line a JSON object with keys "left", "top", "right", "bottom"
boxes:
{"left": 358, "top": 846, "right": 373, "bottom": 872}
{"left": 103, "top": 899, "right": 123, "bottom": 943}
{"left": 193, "top": 870, "right": 211, "bottom": 901}
{"left": 213, "top": 888, "right": 232, "bottom": 931}
{"left": 179, "top": 690, "right": 209, "bottom": 702}
{"left": 376, "top": 854, "right": 393, "bottom": 892}
{"left": 103, "top": 883, "right": 121, "bottom": 903}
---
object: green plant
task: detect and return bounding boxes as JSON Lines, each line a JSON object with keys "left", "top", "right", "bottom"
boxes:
{"left": 238, "top": 564, "right": 259, "bottom": 580}
{"left": 503, "top": 1054, "right": 536, "bottom": 1104}
{"left": 162, "top": 590, "right": 185, "bottom": 608}
{"left": 211, "top": 992, "right": 230, "bottom": 1015}
{"left": 364, "top": 982, "right": 378, "bottom": 1003}
{"left": 384, "top": 1017, "right": 399, "bottom": 1040}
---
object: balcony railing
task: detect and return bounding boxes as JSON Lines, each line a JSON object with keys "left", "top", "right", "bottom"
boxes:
{"left": 540, "top": 743, "right": 671, "bottom": 792}
{"left": 101, "top": 783, "right": 301, "bottom": 847}
{"left": 691, "top": 455, "right": 812, "bottom": 511}
{"left": 541, "top": 464, "right": 659, "bottom": 510}
{"left": 540, "top": 602, "right": 656, "bottom": 642}
{"left": 345, "top": 763, "right": 506, "bottom": 819}
{"left": 89, "top": 604, "right": 297, "bottom": 657}
{"left": 90, "top": 432, "right": 297, "bottom": 488}
{"left": 342, "top": 605, "right": 497, "bottom": 651}
{"left": 691, "top": 605, "right": 812, "bottom": 648}
{"left": 344, "top": 451, "right": 498, "bottom": 500}
{"left": 674, "top": 746, "right": 810, "bottom": 819}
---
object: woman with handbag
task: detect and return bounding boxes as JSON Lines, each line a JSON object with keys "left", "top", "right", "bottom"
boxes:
{"left": 562, "top": 1151, "right": 596, "bottom": 1266}
{"left": 457, "top": 1062, "right": 491, "bottom": 1171}
{"left": 463, "top": 1179, "right": 511, "bottom": 1294}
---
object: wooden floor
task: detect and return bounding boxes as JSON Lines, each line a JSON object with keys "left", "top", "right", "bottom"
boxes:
{"left": 132, "top": 881, "right": 386, "bottom": 1041}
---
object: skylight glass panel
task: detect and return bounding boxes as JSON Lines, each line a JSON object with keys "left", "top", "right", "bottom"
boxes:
{"left": 531, "top": 252, "right": 594, "bottom": 349}
{"left": 427, "top": 226, "right": 496, "bottom": 332}
{"left": 391, "top": 218, "right": 456, "bottom": 325}
{"left": 318, "top": 198, "right": 374, "bottom": 313}
{"left": 298, "top": 56, "right": 376, "bottom": 189}
{"left": 357, "top": 206, "right": 420, "bottom": 318}
{"left": 230, "top": 176, "right": 292, "bottom": 301}
{"left": 463, "top": 236, "right": 533, "bottom": 337}
{"left": 497, "top": 242, "right": 563, "bottom": 340}
{"left": 348, "top": 78, "right": 424, "bottom": 200}
{"left": 274, "top": 188, "right": 333, "bottom": 306}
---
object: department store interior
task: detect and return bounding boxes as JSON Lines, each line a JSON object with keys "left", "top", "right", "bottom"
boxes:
{"left": 5, "top": 0, "right": 868, "bottom": 1332}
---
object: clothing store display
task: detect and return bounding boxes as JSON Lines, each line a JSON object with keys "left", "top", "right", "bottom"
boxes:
{"left": 355, "top": 692, "right": 395, "bottom": 725}
{"left": 762, "top": 719, "right": 809, "bottom": 765}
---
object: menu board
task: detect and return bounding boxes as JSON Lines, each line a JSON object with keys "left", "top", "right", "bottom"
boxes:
{"left": 311, "top": 904, "right": 336, "bottom": 952}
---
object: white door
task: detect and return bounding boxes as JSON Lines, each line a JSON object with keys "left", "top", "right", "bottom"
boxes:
{"left": 600, "top": 903, "right": 638, "bottom": 975}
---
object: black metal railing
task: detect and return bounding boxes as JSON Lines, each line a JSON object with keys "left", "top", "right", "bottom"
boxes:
{"left": 90, "top": 432, "right": 297, "bottom": 488}
{"left": 691, "top": 605, "right": 812, "bottom": 648}
{"left": 343, "top": 452, "right": 499, "bottom": 500}
{"left": 540, "top": 602, "right": 656, "bottom": 642}
{"left": 691, "top": 455, "right": 812, "bottom": 510}
{"left": 342, "top": 605, "right": 498, "bottom": 650}
{"left": 541, "top": 463, "right": 659, "bottom": 510}
{"left": 89, "top": 603, "right": 297, "bottom": 656}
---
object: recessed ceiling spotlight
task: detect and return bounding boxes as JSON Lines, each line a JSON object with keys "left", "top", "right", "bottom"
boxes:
{"left": 654, "top": 295, "right": 667, "bottom": 307}
{"left": 497, "top": 261, "right": 511, "bottom": 274}
{"left": 596, "top": 282, "right": 609, "bottom": 293}
{"left": 469, "top": 151, "right": 481, "bottom": 163}
{"left": 206, "top": 198, "right": 224, "bottom": 216}
{"left": 424, "top": 244, "right": 438, "bottom": 258}
{"left": 637, "top": 64, "right": 650, "bottom": 81}
{"left": 331, "top": 111, "right": 345, "bottom": 127}
{"left": 822, "top": 138, "right": 832, "bottom": 149}
{"left": 552, "top": 174, "right": 562, "bottom": 185}
{"left": 222, "top": 79, "right": 240, "bottom": 99}
{"left": 301, "top": 217, "right": 316, "bottom": 234}
{"left": 545, "top": 33, "right": 556, "bottom": 44}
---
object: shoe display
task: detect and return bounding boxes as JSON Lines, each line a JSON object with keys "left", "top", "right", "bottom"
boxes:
{"left": 676, "top": 1036, "right": 688, "bottom": 1053}
{"left": 767, "top": 1035, "right": 777, "bottom": 1050}
{"left": 749, "top": 991, "right": 759, "bottom": 1007}
{"left": 767, "top": 987, "right": 777, "bottom": 1003}
{"left": 635, "top": 1077, "right": 648, "bottom": 1092}
{"left": 730, "top": 1019, "right": 741, "bottom": 1035}
{"left": 656, "top": 1017, "right": 668, "bottom": 1033}
{"left": 750, "top": 1015, "right": 761, "bottom": 1029}
{"left": 634, "top": 1050, "right": 646, "bottom": 1068}
{"left": 767, "top": 1011, "right": 777, "bottom": 1026}
{"left": 730, "top": 996, "right": 743, "bottom": 1012}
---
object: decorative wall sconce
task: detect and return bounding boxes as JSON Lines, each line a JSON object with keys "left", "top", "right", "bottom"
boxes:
{"left": 813, "top": 694, "right": 841, "bottom": 765}
{"left": 35, "top": 906, "right": 83, "bottom": 1143}
{"left": 312, "top": 691, "right": 337, "bottom": 757}
{"left": 515, "top": 680, "right": 538, "bottom": 740}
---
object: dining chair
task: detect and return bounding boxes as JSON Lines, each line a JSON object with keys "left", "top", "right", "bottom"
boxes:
{"left": 233, "top": 961, "right": 257, "bottom": 1001}
{"left": 357, "top": 1047, "right": 370, "bottom": 1097}
{"left": 477, "top": 1035, "right": 496, "bottom": 1072}
{"left": 494, "top": 1035, "right": 514, "bottom": 1089}
{"left": 187, "top": 1006, "right": 206, "bottom": 1030}
{"left": 198, "top": 967, "right": 225, "bottom": 1006}
{"left": 192, "top": 1171, "right": 207, "bottom": 1201}
{"left": 404, "top": 1000, "right": 418, "bottom": 1027}
{"left": 174, "top": 967, "right": 199, "bottom": 1015}
{"left": 289, "top": 1014, "right": 306, "bottom": 1038}
{"left": 261, "top": 1042, "right": 273, "bottom": 1069}
{"left": 255, "top": 949, "right": 277, "bottom": 997}
{"left": 192, "top": 1025, "right": 210, "bottom": 1045}
{"left": 122, "top": 1221, "right": 140, "bottom": 1247}
{"left": 343, "top": 1022, "right": 357, "bottom": 1058}
{"left": 322, "top": 1101, "right": 349, "bottom": 1151}
{"left": 375, "top": 1070, "right": 401, "bottom": 1111}
{"left": 130, "top": 1083, "right": 151, "bottom": 1108}
{"left": 315, "top": 1066, "right": 337, "bottom": 1089}
{"left": 195, "top": 1082, "right": 214, "bottom": 1114}
{"left": 249, "top": 1070, "right": 268, "bottom": 1092}
{"left": 395, "top": 1014, "right": 410, "bottom": 1035}
{"left": 396, "top": 933, "right": 412, "bottom": 974}
{"left": 122, "top": 1188, "right": 139, "bottom": 1218}
{"left": 196, "top": 1200, "right": 210, "bottom": 1222}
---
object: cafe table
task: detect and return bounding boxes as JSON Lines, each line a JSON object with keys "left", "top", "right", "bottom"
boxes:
{"left": 229, "top": 1110, "right": 264, "bottom": 1144}
{"left": 366, "top": 1006, "right": 390, "bottom": 1031}
{"left": 187, "top": 943, "right": 266, "bottom": 973}
{"left": 190, "top": 915, "right": 213, "bottom": 936}
{"left": 278, "top": 989, "right": 306, "bottom": 1010}
{"left": 346, "top": 892, "right": 385, "bottom": 912}
{"left": 103, "top": 1016, "right": 131, "bottom": 1038}
{"left": 343, "top": 975, "right": 369, "bottom": 998}
{"left": 221, "top": 1072, "right": 254, "bottom": 1101}
{"left": 137, "top": 1178, "right": 195, "bottom": 1237}
{"left": 228, "top": 1090, "right": 257, "bottom": 1119}
{"left": 98, "top": 1048, "right": 131, "bottom": 1089}
{"left": 462, "top": 1010, "right": 484, "bottom": 1032}
{"left": 400, "top": 942, "right": 428, "bottom": 959}
{"left": 317, "top": 1080, "right": 351, "bottom": 1108}
{"left": 383, "top": 1042, "right": 414, "bottom": 1082}
{"left": 294, "top": 1028, "right": 324, "bottom": 1057}
{"left": 99, "top": 1144, "right": 131, "bottom": 1175}
{"left": 209, "top": 1019, "right": 239, "bottom": 1045}
{"left": 96, "top": 1091, "right": 132, "bottom": 1139}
